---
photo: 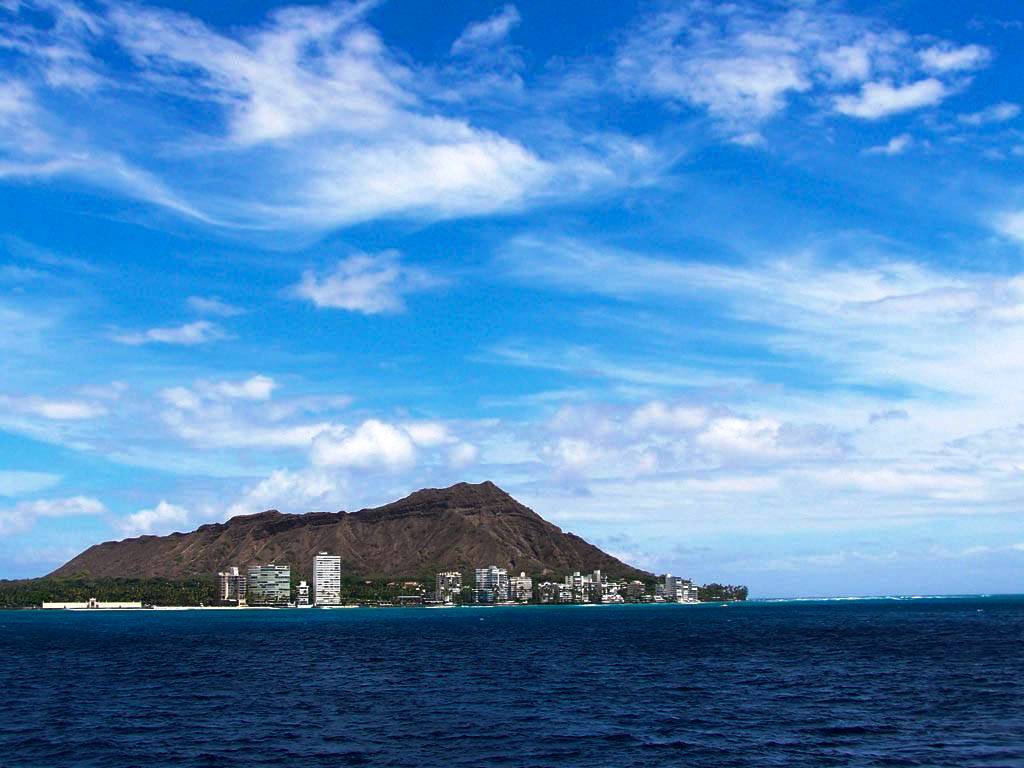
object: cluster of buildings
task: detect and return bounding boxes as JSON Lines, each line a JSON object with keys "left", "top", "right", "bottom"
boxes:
{"left": 434, "top": 566, "right": 700, "bottom": 605}
{"left": 216, "top": 552, "right": 343, "bottom": 607}
{"left": 214, "top": 553, "right": 700, "bottom": 607}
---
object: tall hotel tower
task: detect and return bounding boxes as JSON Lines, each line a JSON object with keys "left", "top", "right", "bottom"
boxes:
{"left": 313, "top": 552, "right": 342, "bottom": 605}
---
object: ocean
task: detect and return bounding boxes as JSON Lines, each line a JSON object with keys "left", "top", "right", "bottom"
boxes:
{"left": 1, "top": 596, "right": 1022, "bottom": 767}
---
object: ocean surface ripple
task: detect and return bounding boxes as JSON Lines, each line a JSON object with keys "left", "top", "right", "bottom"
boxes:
{"left": 2, "top": 596, "right": 1023, "bottom": 767}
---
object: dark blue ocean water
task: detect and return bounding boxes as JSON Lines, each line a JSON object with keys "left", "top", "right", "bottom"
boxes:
{"left": 2, "top": 597, "right": 1023, "bottom": 768}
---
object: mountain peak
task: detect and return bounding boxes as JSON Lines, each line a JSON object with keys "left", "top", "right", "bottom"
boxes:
{"left": 51, "top": 481, "right": 650, "bottom": 581}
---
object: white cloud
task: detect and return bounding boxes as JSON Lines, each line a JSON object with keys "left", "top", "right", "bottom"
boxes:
{"left": 158, "top": 375, "right": 334, "bottom": 449}
{"left": 162, "top": 410, "right": 329, "bottom": 449}
{"left": 101, "top": 2, "right": 560, "bottom": 229}
{"left": 617, "top": 8, "right": 811, "bottom": 125}
{"left": 448, "top": 441, "right": 479, "bottom": 468}
{"left": 293, "top": 252, "right": 440, "bottom": 314}
{"left": 187, "top": 296, "right": 244, "bottom": 317}
{"left": 226, "top": 468, "right": 343, "bottom": 518}
{"left": 0, "top": 3, "right": 672, "bottom": 230}
{"left": 311, "top": 419, "right": 417, "bottom": 469}
{"left": 451, "top": 4, "right": 520, "bottom": 55}
{"left": 213, "top": 375, "right": 276, "bottom": 401}
{"left": 863, "top": 133, "right": 912, "bottom": 156}
{"left": 403, "top": 421, "right": 451, "bottom": 447}
{"left": 959, "top": 102, "right": 1020, "bottom": 126}
{"left": 615, "top": 4, "right": 978, "bottom": 131}
{"left": 0, "top": 81, "right": 35, "bottom": 124}
{"left": 0, "top": 394, "right": 105, "bottom": 420}
{"left": 834, "top": 78, "right": 947, "bottom": 119}
{"left": 117, "top": 500, "right": 189, "bottom": 536}
{"left": 697, "top": 416, "right": 841, "bottom": 461}
{"left": 0, "top": 470, "right": 61, "bottom": 496}
{"left": 919, "top": 43, "right": 990, "bottom": 73}
{"left": 114, "top": 320, "right": 224, "bottom": 346}
{"left": 0, "top": 495, "right": 106, "bottom": 536}
{"left": 629, "top": 402, "right": 708, "bottom": 433}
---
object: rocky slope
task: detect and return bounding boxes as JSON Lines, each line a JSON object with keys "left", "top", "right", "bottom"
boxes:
{"left": 51, "top": 481, "right": 649, "bottom": 581}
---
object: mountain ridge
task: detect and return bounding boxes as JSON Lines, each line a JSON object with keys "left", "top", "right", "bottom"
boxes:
{"left": 51, "top": 481, "right": 651, "bottom": 581}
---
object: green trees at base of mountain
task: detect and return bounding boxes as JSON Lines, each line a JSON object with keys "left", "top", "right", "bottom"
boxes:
{"left": 0, "top": 577, "right": 215, "bottom": 608}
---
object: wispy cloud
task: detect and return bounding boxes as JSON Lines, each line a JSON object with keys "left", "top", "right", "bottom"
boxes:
{"left": 863, "top": 132, "right": 913, "bottom": 155}
{"left": 0, "top": 1, "right": 656, "bottom": 231}
{"left": 615, "top": 2, "right": 984, "bottom": 133}
{"left": 958, "top": 102, "right": 1020, "bottom": 126}
{"left": 834, "top": 78, "right": 948, "bottom": 120}
{"left": 0, "top": 470, "right": 61, "bottom": 497}
{"left": 451, "top": 4, "right": 521, "bottom": 56}
{"left": 186, "top": 296, "right": 245, "bottom": 317}
{"left": 919, "top": 43, "right": 990, "bottom": 73}
{"left": 0, "top": 495, "right": 105, "bottom": 537}
{"left": 114, "top": 320, "right": 224, "bottom": 346}
{"left": 0, "top": 393, "right": 105, "bottom": 420}
{"left": 292, "top": 252, "right": 442, "bottom": 314}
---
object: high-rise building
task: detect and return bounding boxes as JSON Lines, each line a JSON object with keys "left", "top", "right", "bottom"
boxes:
{"left": 247, "top": 564, "right": 291, "bottom": 606}
{"left": 474, "top": 565, "right": 509, "bottom": 603}
{"left": 660, "top": 574, "right": 699, "bottom": 603}
{"left": 435, "top": 571, "right": 463, "bottom": 604}
{"left": 509, "top": 572, "right": 533, "bottom": 602}
{"left": 313, "top": 552, "right": 342, "bottom": 605}
{"left": 215, "top": 566, "right": 247, "bottom": 605}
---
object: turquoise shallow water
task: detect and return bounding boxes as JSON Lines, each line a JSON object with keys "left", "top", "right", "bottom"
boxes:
{"left": 2, "top": 596, "right": 1023, "bottom": 767}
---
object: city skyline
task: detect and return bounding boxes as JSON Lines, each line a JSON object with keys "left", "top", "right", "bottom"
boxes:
{"left": 2, "top": 0, "right": 1024, "bottom": 597}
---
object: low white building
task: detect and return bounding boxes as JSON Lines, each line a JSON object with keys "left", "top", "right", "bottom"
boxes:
{"left": 42, "top": 598, "right": 144, "bottom": 609}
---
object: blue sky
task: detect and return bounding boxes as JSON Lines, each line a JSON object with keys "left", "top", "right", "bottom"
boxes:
{"left": 2, "top": 0, "right": 1024, "bottom": 596}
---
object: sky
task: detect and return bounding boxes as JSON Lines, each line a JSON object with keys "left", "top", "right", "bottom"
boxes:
{"left": 2, "top": 0, "right": 1024, "bottom": 596}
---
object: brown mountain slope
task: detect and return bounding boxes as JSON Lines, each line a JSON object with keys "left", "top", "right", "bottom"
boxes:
{"left": 51, "top": 481, "right": 650, "bottom": 581}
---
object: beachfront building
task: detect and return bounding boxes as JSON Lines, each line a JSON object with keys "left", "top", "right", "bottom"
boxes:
{"left": 562, "top": 570, "right": 608, "bottom": 603}
{"left": 247, "top": 564, "right": 291, "bottom": 606}
{"left": 313, "top": 552, "right": 342, "bottom": 605}
{"left": 509, "top": 572, "right": 533, "bottom": 603}
{"left": 474, "top": 565, "right": 509, "bottom": 603}
{"left": 659, "top": 574, "right": 699, "bottom": 603}
{"left": 215, "top": 566, "right": 247, "bottom": 605}
{"left": 435, "top": 571, "right": 463, "bottom": 604}
{"left": 297, "top": 580, "right": 310, "bottom": 606}
{"left": 42, "top": 599, "right": 144, "bottom": 609}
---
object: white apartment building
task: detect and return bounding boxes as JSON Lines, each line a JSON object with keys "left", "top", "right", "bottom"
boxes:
{"left": 474, "top": 565, "right": 509, "bottom": 603}
{"left": 660, "top": 574, "right": 699, "bottom": 603}
{"left": 215, "top": 566, "right": 247, "bottom": 605}
{"left": 509, "top": 572, "right": 533, "bottom": 602}
{"left": 313, "top": 552, "right": 342, "bottom": 605}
